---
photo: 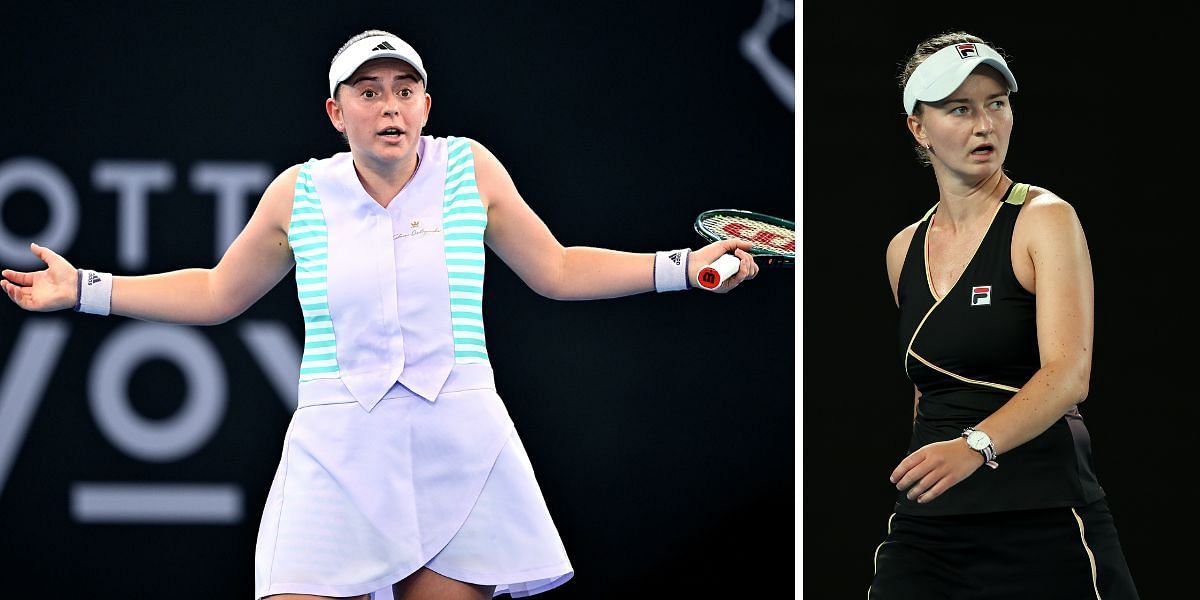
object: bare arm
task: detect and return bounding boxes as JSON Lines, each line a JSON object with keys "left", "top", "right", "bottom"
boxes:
{"left": 885, "top": 225, "right": 921, "bottom": 424}
{"left": 2, "top": 165, "right": 299, "bottom": 324}
{"left": 972, "top": 196, "right": 1093, "bottom": 455}
{"left": 473, "top": 140, "right": 757, "bottom": 300}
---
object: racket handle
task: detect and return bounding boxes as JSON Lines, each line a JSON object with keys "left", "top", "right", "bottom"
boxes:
{"left": 695, "top": 254, "right": 740, "bottom": 290}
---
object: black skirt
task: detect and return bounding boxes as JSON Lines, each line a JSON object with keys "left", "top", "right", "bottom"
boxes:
{"left": 868, "top": 498, "right": 1138, "bottom": 599}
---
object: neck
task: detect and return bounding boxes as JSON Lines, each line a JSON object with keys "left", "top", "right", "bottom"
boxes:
{"left": 932, "top": 169, "right": 1011, "bottom": 231}
{"left": 352, "top": 149, "right": 421, "bottom": 208}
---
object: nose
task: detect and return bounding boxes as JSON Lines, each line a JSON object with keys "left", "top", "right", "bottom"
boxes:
{"left": 974, "top": 110, "right": 994, "bottom": 135}
{"left": 383, "top": 93, "right": 402, "bottom": 117}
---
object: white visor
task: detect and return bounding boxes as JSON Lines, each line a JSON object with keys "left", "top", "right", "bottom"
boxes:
{"left": 902, "top": 42, "right": 1017, "bottom": 115}
{"left": 328, "top": 34, "right": 427, "bottom": 98}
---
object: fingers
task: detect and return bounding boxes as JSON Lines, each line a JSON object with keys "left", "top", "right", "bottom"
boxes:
{"left": 1, "top": 279, "right": 28, "bottom": 307}
{"left": 890, "top": 453, "right": 930, "bottom": 490}
{"left": 2, "top": 268, "right": 34, "bottom": 286}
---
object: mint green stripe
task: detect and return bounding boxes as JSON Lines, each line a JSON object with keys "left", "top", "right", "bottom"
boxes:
{"left": 304, "top": 326, "right": 335, "bottom": 335}
{"left": 298, "top": 289, "right": 327, "bottom": 299}
{"left": 303, "top": 351, "right": 337, "bottom": 361}
{"left": 288, "top": 230, "right": 326, "bottom": 242}
{"left": 450, "top": 298, "right": 483, "bottom": 307}
{"left": 444, "top": 179, "right": 476, "bottom": 195}
{"left": 300, "top": 365, "right": 340, "bottom": 375}
{"left": 443, "top": 219, "right": 487, "bottom": 229}
{"left": 445, "top": 246, "right": 485, "bottom": 254}
{"left": 453, "top": 324, "right": 486, "bottom": 334}
{"left": 297, "top": 263, "right": 328, "bottom": 272}
{"left": 296, "top": 276, "right": 327, "bottom": 285}
{"left": 449, "top": 284, "right": 484, "bottom": 294}
{"left": 445, "top": 233, "right": 484, "bottom": 241}
{"left": 304, "top": 339, "right": 336, "bottom": 350}
{"left": 292, "top": 206, "right": 324, "bottom": 215}
{"left": 290, "top": 219, "right": 327, "bottom": 228}
{"left": 443, "top": 206, "right": 485, "bottom": 216}
{"left": 445, "top": 192, "right": 481, "bottom": 201}
{"left": 454, "top": 337, "right": 486, "bottom": 346}
{"left": 293, "top": 241, "right": 326, "bottom": 253}
{"left": 303, "top": 314, "right": 332, "bottom": 324}
{"left": 448, "top": 271, "right": 485, "bottom": 280}
{"left": 451, "top": 311, "right": 482, "bottom": 320}
{"left": 447, "top": 141, "right": 469, "bottom": 160}
{"left": 447, "top": 258, "right": 485, "bottom": 266}
{"left": 455, "top": 350, "right": 489, "bottom": 359}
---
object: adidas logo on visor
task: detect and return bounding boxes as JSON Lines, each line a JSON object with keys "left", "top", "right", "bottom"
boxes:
{"left": 371, "top": 41, "right": 397, "bottom": 51}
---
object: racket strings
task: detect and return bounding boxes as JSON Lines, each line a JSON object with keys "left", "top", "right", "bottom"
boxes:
{"left": 700, "top": 214, "right": 795, "bottom": 254}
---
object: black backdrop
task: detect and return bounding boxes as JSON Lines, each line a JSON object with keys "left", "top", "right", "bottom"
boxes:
{"left": 804, "top": 4, "right": 1193, "bottom": 599}
{"left": 0, "top": 2, "right": 795, "bottom": 598}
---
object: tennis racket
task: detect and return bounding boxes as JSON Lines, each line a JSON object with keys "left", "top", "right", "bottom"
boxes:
{"left": 693, "top": 209, "right": 794, "bottom": 290}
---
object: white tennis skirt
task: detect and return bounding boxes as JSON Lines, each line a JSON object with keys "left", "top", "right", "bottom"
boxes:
{"left": 254, "top": 365, "right": 573, "bottom": 598}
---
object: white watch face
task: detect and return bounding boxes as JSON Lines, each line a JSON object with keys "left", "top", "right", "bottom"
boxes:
{"left": 967, "top": 430, "right": 991, "bottom": 450}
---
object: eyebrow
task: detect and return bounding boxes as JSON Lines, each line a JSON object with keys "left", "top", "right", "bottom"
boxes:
{"left": 348, "top": 74, "right": 420, "bottom": 86}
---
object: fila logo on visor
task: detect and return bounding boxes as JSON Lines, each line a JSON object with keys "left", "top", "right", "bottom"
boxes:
{"left": 971, "top": 285, "right": 991, "bottom": 306}
{"left": 955, "top": 43, "right": 978, "bottom": 59}
{"left": 371, "top": 41, "right": 397, "bottom": 51}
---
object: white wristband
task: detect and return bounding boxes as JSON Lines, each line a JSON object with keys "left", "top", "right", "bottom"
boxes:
{"left": 654, "top": 249, "right": 690, "bottom": 292}
{"left": 75, "top": 269, "right": 113, "bottom": 316}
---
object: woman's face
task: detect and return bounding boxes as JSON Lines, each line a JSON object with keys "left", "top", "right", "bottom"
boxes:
{"left": 326, "top": 58, "right": 431, "bottom": 164}
{"left": 908, "top": 66, "right": 1013, "bottom": 180}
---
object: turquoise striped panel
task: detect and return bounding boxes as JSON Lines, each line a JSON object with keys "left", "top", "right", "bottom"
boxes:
{"left": 443, "top": 137, "right": 489, "bottom": 364}
{"left": 289, "top": 159, "right": 341, "bottom": 380}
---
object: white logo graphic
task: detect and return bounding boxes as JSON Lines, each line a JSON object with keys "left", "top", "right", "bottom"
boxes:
{"left": 971, "top": 285, "right": 992, "bottom": 306}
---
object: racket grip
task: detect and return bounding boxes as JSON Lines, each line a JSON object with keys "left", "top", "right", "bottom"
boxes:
{"left": 695, "top": 254, "right": 740, "bottom": 290}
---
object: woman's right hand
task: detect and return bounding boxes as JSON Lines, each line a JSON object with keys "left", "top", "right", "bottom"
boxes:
{"left": 1, "top": 243, "right": 79, "bottom": 312}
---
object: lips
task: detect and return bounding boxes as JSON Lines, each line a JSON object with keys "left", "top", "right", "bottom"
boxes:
{"left": 378, "top": 127, "right": 404, "bottom": 138}
{"left": 971, "top": 144, "right": 994, "bottom": 155}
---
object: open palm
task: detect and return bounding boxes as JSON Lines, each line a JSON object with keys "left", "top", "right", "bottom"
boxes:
{"left": 0, "top": 243, "right": 78, "bottom": 312}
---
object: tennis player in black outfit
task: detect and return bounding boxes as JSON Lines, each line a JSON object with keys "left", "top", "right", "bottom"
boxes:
{"left": 869, "top": 32, "right": 1139, "bottom": 599}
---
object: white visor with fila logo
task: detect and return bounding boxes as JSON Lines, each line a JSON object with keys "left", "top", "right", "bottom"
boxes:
{"left": 329, "top": 34, "right": 428, "bottom": 98}
{"left": 903, "top": 42, "right": 1017, "bottom": 115}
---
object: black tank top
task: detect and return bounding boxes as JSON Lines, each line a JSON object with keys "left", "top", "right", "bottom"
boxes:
{"left": 895, "top": 182, "right": 1105, "bottom": 515}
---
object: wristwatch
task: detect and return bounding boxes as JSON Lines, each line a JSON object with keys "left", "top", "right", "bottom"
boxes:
{"left": 962, "top": 427, "right": 999, "bottom": 469}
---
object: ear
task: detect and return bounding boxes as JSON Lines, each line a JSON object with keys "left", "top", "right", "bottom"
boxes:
{"left": 325, "top": 97, "right": 345, "bottom": 133}
{"left": 422, "top": 92, "right": 432, "bottom": 128}
{"left": 906, "top": 113, "right": 927, "bottom": 147}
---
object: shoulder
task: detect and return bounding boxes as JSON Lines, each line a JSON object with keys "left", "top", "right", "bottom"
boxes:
{"left": 1015, "top": 185, "right": 1084, "bottom": 236}
{"left": 887, "top": 221, "right": 922, "bottom": 265}
{"left": 463, "top": 138, "right": 515, "bottom": 210}
{"left": 262, "top": 164, "right": 304, "bottom": 200}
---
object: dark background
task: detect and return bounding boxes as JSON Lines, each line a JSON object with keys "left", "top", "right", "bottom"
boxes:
{"left": 0, "top": 1, "right": 795, "bottom": 598}
{"left": 804, "top": 4, "right": 1189, "bottom": 599}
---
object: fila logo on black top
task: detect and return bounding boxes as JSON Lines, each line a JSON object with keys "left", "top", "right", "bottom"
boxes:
{"left": 668, "top": 252, "right": 681, "bottom": 266}
{"left": 87, "top": 273, "right": 102, "bottom": 286}
{"left": 971, "top": 285, "right": 991, "bottom": 306}
{"left": 371, "top": 41, "right": 397, "bottom": 51}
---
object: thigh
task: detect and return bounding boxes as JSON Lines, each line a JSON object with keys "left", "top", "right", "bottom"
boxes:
{"left": 393, "top": 567, "right": 495, "bottom": 600}
{"left": 869, "top": 513, "right": 961, "bottom": 600}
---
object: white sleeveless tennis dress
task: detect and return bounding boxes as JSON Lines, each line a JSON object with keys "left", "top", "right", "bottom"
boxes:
{"left": 253, "top": 136, "right": 573, "bottom": 598}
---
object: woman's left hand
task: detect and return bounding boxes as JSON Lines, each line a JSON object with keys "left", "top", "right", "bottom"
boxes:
{"left": 890, "top": 438, "right": 985, "bottom": 504}
{"left": 688, "top": 239, "right": 759, "bottom": 293}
